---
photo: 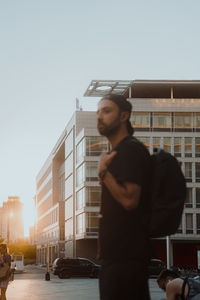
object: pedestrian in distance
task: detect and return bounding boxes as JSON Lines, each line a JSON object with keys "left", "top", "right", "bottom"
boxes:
{"left": 0, "top": 244, "right": 11, "bottom": 300}
{"left": 157, "top": 269, "right": 200, "bottom": 300}
{"left": 97, "top": 94, "right": 152, "bottom": 300}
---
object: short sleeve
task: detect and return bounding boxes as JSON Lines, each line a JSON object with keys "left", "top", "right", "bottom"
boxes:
{"left": 114, "top": 143, "right": 145, "bottom": 186}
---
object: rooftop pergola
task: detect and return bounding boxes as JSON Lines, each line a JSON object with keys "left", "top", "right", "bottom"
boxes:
{"left": 84, "top": 80, "right": 200, "bottom": 98}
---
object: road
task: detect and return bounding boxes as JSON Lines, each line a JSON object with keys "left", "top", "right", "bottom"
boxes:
{"left": 6, "top": 265, "right": 166, "bottom": 300}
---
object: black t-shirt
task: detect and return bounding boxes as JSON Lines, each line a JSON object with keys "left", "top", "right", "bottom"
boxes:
{"left": 98, "top": 136, "right": 152, "bottom": 261}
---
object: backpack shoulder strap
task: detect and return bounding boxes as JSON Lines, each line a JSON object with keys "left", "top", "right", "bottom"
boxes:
{"left": 181, "top": 277, "right": 188, "bottom": 300}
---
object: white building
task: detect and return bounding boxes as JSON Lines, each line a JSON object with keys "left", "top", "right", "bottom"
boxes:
{"left": 35, "top": 80, "right": 200, "bottom": 268}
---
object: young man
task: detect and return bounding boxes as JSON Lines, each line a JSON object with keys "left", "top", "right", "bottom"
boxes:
{"left": 157, "top": 269, "right": 190, "bottom": 300}
{"left": 97, "top": 94, "right": 152, "bottom": 300}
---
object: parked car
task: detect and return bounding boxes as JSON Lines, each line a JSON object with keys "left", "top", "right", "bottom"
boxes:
{"left": 148, "top": 259, "right": 166, "bottom": 277}
{"left": 52, "top": 257, "right": 101, "bottom": 279}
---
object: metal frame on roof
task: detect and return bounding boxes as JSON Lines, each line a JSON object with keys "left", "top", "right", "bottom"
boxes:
{"left": 84, "top": 80, "right": 132, "bottom": 97}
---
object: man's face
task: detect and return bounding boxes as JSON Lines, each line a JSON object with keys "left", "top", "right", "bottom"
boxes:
{"left": 97, "top": 99, "right": 121, "bottom": 137}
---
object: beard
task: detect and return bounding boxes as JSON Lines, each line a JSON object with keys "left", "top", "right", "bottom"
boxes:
{"left": 97, "top": 118, "right": 121, "bottom": 137}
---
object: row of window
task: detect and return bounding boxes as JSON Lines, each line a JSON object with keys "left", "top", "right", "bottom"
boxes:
{"left": 185, "top": 188, "right": 200, "bottom": 208}
{"left": 75, "top": 161, "right": 200, "bottom": 187}
{"left": 65, "top": 212, "right": 99, "bottom": 239}
{"left": 178, "top": 213, "right": 200, "bottom": 234}
{"left": 137, "top": 136, "right": 200, "bottom": 157}
{"left": 76, "top": 136, "right": 200, "bottom": 165}
{"left": 130, "top": 112, "right": 200, "bottom": 131}
{"left": 37, "top": 207, "right": 59, "bottom": 231}
{"left": 71, "top": 212, "right": 200, "bottom": 236}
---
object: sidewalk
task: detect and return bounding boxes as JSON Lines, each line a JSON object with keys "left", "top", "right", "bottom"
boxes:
{"left": 6, "top": 266, "right": 165, "bottom": 300}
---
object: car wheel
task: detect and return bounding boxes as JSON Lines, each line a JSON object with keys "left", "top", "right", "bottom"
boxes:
{"left": 58, "top": 271, "right": 70, "bottom": 279}
{"left": 90, "top": 269, "right": 98, "bottom": 278}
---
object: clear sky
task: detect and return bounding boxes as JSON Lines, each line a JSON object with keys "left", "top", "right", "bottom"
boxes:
{"left": 1, "top": 0, "right": 200, "bottom": 236}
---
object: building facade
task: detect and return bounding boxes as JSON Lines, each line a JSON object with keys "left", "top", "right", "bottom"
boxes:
{"left": 36, "top": 80, "right": 200, "bottom": 268}
{"left": 0, "top": 196, "right": 24, "bottom": 244}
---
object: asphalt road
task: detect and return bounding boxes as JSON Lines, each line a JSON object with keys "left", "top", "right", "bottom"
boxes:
{"left": 6, "top": 265, "right": 166, "bottom": 300}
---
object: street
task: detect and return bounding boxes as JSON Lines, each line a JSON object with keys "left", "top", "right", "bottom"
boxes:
{"left": 6, "top": 265, "right": 166, "bottom": 300}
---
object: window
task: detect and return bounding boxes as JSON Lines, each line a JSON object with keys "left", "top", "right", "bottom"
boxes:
{"left": 197, "top": 214, "right": 200, "bottom": 234}
{"left": 184, "top": 138, "right": 192, "bottom": 158}
{"left": 153, "top": 137, "right": 161, "bottom": 151}
{"left": 65, "top": 175, "right": 73, "bottom": 198}
{"left": 194, "top": 113, "right": 200, "bottom": 130}
{"left": 85, "top": 162, "right": 98, "bottom": 182}
{"left": 196, "top": 188, "right": 200, "bottom": 208}
{"left": 196, "top": 163, "right": 200, "bottom": 182}
{"left": 76, "top": 139, "right": 85, "bottom": 163}
{"left": 65, "top": 153, "right": 73, "bottom": 178}
{"left": 86, "top": 136, "right": 108, "bottom": 156}
{"left": 174, "top": 113, "right": 193, "bottom": 131}
{"left": 76, "top": 189, "right": 85, "bottom": 210}
{"left": 186, "top": 213, "right": 193, "bottom": 234}
{"left": 65, "top": 130, "right": 73, "bottom": 158}
{"left": 195, "top": 137, "right": 200, "bottom": 157}
{"left": 65, "top": 218, "right": 73, "bottom": 239}
{"left": 174, "top": 137, "right": 181, "bottom": 157}
{"left": 65, "top": 197, "right": 73, "bottom": 220}
{"left": 131, "top": 112, "right": 150, "bottom": 129}
{"left": 76, "top": 213, "right": 84, "bottom": 234}
{"left": 152, "top": 112, "right": 172, "bottom": 130}
{"left": 76, "top": 164, "right": 84, "bottom": 187}
{"left": 86, "top": 187, "right": 101, "bottom": 207}
{"left": 86, "top": 212, "right": 99, "bottom": 234}
{"left": 185, "top": 162, "right": 192, "bottom": 182}
{"left": 137, "top": 137, "right": 150, "bottom": 151}
{"left": 185, "top": 188, "right": 193, "bottom": 208}
{"left": 163, "top": 137, "right": 171, "bottom": 153}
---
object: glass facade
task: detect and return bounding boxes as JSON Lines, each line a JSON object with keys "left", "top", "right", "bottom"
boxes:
{"left": 86, "top": 212, "right": 99, "bottom": 234}
{"left": 196, "top": 163, "right": 200, "bottom": 182}
{"left": 153, "top": 137, "right": 161, "bottom": 151}
{"left": 185, "top": 188, "right": 193, "bottom": 208}
{"left": 76, "top": 213, "right": 84, "bottom": 234}
{"left": 185, "top": 162, "right": 192, "bottom": 182}
{"left": 174, "top": 137, "right": 181, "bottom": 157}
{"left": 152, "top": 112, "right": 171, "bottom": 130}
{"left": 184, "top": 138, "right": 192, "bottom": 158}
{"left": 131, "top": 112, "right": 150, "bottom": 129}
{"left": 195, "top": 137, "right": 200, "bottom": 157}
{"left": 197, "top": 214, "right": 200, "bottom": 234}
{"left": 174, "top": 113, "right": 193, "bottom": 131}
{"left": 86, "top": 136, "right": 108, "bottom": 156}
{"left": 163, "top": 137, "right": 171, "bottom": 153}
{"left": 85, "top": 187, "right": 101, "bottom": 207}
{"left": 196, "top": 188, "right": 200, "bottom": 208}
{"left": 76, "top": 137, "right": 109, "bottom": 163}
{"left": 186, "top": 213, "right": 193, "bottom": 234}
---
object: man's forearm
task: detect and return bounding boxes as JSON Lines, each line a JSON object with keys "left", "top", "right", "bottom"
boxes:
{"left": 102, "top": 171, "right": 140, "bottom": 210}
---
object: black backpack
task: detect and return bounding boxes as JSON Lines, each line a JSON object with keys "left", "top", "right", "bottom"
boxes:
{"left": 149, "top": 149, "right": 186, "bottom": 238}
{"left": 181, "top": 277, "right": 200, "bottom": 300}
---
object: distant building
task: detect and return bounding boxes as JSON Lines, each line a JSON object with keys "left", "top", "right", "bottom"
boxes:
{"left": 0, "top": 196, "right": 24, "bottom": 243}
{"left": 35, "top": 80, "right": 200, "bottom": 268}
{"left": 29, "top": 226, "right": 36, "bottom": 245}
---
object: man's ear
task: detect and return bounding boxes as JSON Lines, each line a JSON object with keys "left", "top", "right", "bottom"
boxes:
{"left": 120, "top": 111, "right": 130, "bottom": 122}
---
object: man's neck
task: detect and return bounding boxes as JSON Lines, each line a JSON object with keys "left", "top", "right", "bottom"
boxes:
{"left": 108, "top": 129, "right": 130, "bottom": 149}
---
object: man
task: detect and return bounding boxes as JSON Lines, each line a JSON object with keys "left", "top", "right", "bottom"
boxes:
{"left": 97, "top": 94, "right": 152, "bottom": 300}
{"left": 157, "top": 269, "right": 200, "bottom": 300}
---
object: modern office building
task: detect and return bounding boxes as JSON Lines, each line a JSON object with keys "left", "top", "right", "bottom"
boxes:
{"left": 35, "top": 80, "right": 200, "bottom": 268}
{"left": 0, "top": 196, "right": 24, "bottom": 243}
